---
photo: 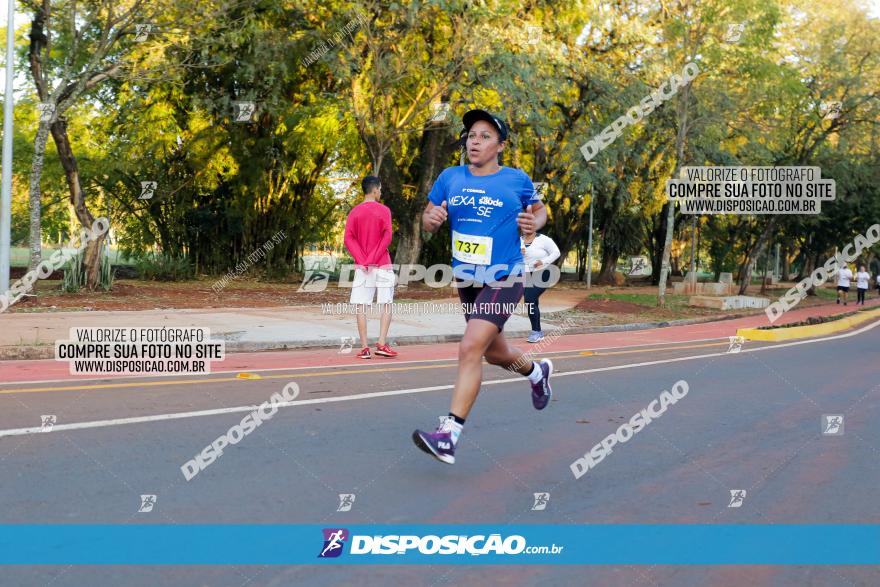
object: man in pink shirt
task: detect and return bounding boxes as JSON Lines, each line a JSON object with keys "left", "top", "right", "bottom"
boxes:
{"left": 344, "top": 176, "right": 398, "bottom": 359}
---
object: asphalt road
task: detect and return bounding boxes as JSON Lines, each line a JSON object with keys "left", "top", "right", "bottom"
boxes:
{"left": 1, "top": 323, "right": 878, "bottom": 586}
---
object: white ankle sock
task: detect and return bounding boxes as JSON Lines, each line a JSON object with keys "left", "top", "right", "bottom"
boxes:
{"left": 442, "top": 418, "right": 463, "bottom": 445}
{"left": 527, "top": 362, "right": 543, "bottom": 383}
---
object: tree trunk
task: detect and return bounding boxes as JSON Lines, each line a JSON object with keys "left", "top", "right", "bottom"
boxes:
{"left": 557, "top": 241, "right": 573, "bottom": 277}
{"left": 597, "top": 258, "right": 616, "bottom": 284}
{"left": 736, "top": 256, "right": 752, "bottom": 294}
{"left": 50, "top": 117, "right": 104, "bottom": 289}
{"left": 793, "top": 242, "right": 809, "bottom": 280}
{"left": 28, "top": 122, "right": 52, "bottom": 270}
{"left": 27, "top": 5, "right": 51, "bottom": 271}
{"left": 657, "top": 202, "right": 677, "bottom": 304}
{"left": 737, "top": 217, "right": 776, "bottom": 295}
{"left": 782, "top": 244, "right": 791, "bottom": 282}
{"left": 865, "top": 251, "right": 877, "bottom": 276}
{"left": 394, "top": 213, "right": 422, "bottom": 266}
{"left": 650, "top": 204, "right": 668, "bottom": 286}
{"left": 803, "top": 254, "right": 817, "bottom": 296}
{"left": 597, "top": 234, "right": 619, "bottom": 285}
{"left": 658, "top": 81, "right": 692, "bottom": 306}
{"left": 759, "top": 251, "right": 769, "bottom": 295}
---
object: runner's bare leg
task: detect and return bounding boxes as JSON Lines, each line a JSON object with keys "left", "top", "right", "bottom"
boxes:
{"left": 484, "top": 333, "right": 533, "bottom": 374}
{"left": 449, "top": 319, "right": 499, "bottom": 419}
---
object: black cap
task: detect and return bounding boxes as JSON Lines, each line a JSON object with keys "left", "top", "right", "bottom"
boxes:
{"left": 462, "top": 109, "right": 508, "bottom": 141}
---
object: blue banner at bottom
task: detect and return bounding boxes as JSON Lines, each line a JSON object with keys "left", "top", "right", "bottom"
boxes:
{"left": 1, "top": 525, "right": 878, "bottom": 565}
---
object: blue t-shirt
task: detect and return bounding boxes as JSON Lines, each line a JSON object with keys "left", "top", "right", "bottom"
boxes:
{"left": 428, "top": 165, "right": 537, "bottom": 280}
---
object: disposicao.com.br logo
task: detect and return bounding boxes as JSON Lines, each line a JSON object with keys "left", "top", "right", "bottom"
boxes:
{"left": 318, "top": 528, "right": 349, "bottom": 558}
{"left": 317, "top": 529, "right": 563, "bottom": 558}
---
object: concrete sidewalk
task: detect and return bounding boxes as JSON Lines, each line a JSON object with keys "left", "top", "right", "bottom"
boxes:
{"left": 2, "top": 296, "right": 878, "bottom": 383}
{"left": 2, "top": 289, "right": 878, "bottom": 359}
{"left": 0, "top": 290, "right": 583, "bottom": 358}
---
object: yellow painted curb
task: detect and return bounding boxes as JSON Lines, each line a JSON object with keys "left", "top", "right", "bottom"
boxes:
{"left": 737, "top": 308, "right": 880, "bottom": 341}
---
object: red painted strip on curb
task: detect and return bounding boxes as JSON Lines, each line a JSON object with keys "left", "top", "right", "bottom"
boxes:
{"left": 2, "top": 299, "right": 877, "bottom": 384}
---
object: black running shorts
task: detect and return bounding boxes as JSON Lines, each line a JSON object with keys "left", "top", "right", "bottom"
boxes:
{"left": 455, "top": 275, "right": 525, "bottom": 331}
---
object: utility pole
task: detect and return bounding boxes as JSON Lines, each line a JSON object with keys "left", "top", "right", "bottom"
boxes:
{"left": 584, "top": 161, "right": 597, "bottom": 288}
{"left": 0, "top": 0, "right": 14, "bottom": 293}
{"left": 586, "top": 183, "right": 594, "bottom": 289}
{"left": 689, "top": 214, "right": 697, "bottom": 282}
{"left": 774, "top": 243, "right": 780, "bottom": 280}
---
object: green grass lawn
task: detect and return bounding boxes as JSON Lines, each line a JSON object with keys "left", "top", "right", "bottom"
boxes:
{"left": 586, "top": 286, "right": 843, "bottom": 312}
{"left": 812, "top": 287, "right": 839, "bottom": 300}
{"left": 587, "top": 291, "right": 693, "bottom": 310}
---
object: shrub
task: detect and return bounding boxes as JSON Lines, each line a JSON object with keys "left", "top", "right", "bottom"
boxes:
{"left": 61, "top": 246, "right": 115, "bottom": 293}
{"left": 134, "top": 252, "right": 193, "bottom": 281}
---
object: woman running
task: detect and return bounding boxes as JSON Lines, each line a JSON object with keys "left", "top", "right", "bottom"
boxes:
{"left": 521, "top": 229, "right": 561, "bottom": 342}
{"left": 412, "top": 109, "right": 554, "bottom": 465}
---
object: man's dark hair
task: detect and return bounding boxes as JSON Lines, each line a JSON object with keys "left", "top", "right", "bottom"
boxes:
{"left": 361, "top": 176, "right": 381, "bottom": 195}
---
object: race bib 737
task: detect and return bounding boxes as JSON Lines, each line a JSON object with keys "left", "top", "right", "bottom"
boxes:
{"left": 452, "top": 230, "right": 493, "bottom": 265}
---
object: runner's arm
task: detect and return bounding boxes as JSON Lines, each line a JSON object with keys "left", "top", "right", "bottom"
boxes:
{"left": 532, "top": 201, "right": 548, "bottom": 231}
{"left": 422, "top": 201, "right": 448, "bottom": 233}
{"left": 540, "top": 235, "right": 561, "bottom": 266}
{"left": 517, "top": 201, "right": 548, "bottom": 234}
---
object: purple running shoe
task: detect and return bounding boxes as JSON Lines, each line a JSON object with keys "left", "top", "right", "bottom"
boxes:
{"left": 531, "top": 358, "right": 554, "bottom": 410}
{"left": 412, "top": 416, "right": 457, "bottom": 464}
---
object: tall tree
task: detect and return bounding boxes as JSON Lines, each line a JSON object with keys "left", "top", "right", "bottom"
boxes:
{"left": 339, "top": 1, "right": 492, "bottom": 265}
{"left": 25, "top": 0, "right": 159, "bottom": 287}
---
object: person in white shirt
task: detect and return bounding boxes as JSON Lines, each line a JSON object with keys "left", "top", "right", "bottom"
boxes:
{"left": 855, "top": 265, "right": 870, "bottom": 305}
{"left": 836, "top": 263, "right": 853, "bottom": 305}
{"left": 521, "top": 230, "right": 561, "bottom": 342}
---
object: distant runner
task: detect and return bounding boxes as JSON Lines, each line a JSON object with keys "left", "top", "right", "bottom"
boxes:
{"left": 836, "top": 262, "right": 853, "bottom": 306}
{"left": 412, "top": 109, "right": 554, "bottom": 465}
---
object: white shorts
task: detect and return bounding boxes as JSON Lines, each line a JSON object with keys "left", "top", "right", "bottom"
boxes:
{"left": 349, "top": 267, "right": 395, "bottom": 305}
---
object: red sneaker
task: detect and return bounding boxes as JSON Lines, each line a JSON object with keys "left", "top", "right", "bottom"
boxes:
{"left": 374, "top": 343, "right": 398, "bottom": 358}
{"left": 356, "top": 347, "right": 371, "bottom": 359}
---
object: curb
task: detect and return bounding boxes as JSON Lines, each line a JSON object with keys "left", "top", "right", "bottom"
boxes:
{"left": 0, "top": 312, "right": 760, "bottom": 360}
{"left": 737, "top": 307, "right": 880, "bottom": 341}
{"left": 219, "top": 312, "right": 754, "bottom": 353}
{"left": 6, "top": 304, "right": 842, "bottom": 360}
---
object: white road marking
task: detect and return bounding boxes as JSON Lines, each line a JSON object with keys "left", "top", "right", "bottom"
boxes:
{"left": 0, "top": 320, "right": 876, "bottom": 438}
